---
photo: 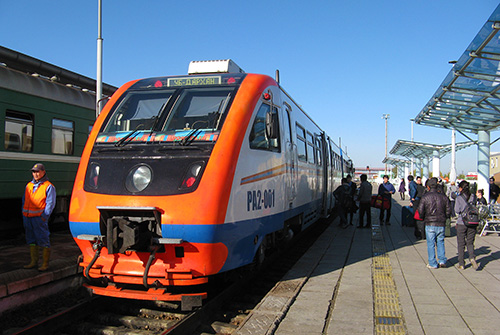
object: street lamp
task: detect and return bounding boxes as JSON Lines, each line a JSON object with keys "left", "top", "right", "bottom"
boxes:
{"left": 382, "top": 114, "right": 390, "bottom": 174}
{"left": 96, "top": 0, "right": 103, "bottom": 117}
{"left": 410, "top": 118, "right": 414, "bottom": 175}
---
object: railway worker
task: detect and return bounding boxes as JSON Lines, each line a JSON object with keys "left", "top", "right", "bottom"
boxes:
{"left": 357, "top": 174, "right": 372, "bottom": 228}
{"left": 417, "top": 177, "right": 451, "bottom": 269}
{"left": 377, "top": 175, "right": 395, "bottom": 225}
{"left": 22, "top": 163, "right": 56, "bottom": 271}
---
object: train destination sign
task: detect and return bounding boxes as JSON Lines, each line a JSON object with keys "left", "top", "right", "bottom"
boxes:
{"left": 167, "top": 76, "right": 221, "bottom": 87}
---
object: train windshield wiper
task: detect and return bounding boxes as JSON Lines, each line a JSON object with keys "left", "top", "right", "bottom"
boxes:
{"left": 179, "top": 126, "right": 203, "bottom": 146}
{"left": 115, "top": 124, "right": 143, "bottom": 147}
{"left": 149, "top": 97, "right": 172, "bottom": 137}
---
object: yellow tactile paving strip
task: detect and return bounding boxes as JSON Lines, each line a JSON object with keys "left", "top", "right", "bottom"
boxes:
{"left": 372, "top": 225, "right": 407, "bottom": 334}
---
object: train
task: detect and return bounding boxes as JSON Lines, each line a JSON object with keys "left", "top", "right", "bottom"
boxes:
{"left": 0, "top": 46, "right": 116, "bottom": 233}
{"left": 69, "top": 60, "right": 353, "bottom": 310}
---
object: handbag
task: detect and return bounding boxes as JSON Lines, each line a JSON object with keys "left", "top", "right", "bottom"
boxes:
{"left": 414, "top": 209, "right": 423, "bottom": 221}
{"left": 371, "top": 195, "right": 383, "bottom": 209}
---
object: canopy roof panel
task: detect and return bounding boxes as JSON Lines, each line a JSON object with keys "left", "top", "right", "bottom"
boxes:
{"left": 382, "top": 156, "right": 410, "bottom": 167}
{"left": 389, "top": 140, "right": 475, "bottom": 159}
{"left": 415, "top": 5, "right": 500, "bottom": 133}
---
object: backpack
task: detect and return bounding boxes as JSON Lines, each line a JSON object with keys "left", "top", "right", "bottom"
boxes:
{"left": 460, "top": 194, "right": 480, "bottom": 228}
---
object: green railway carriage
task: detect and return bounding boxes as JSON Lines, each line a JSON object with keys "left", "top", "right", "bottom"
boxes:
{"left": 0, "top": 48, "right": 116, "bottom": 232}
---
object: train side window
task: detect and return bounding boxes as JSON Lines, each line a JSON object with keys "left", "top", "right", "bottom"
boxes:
{"left": 306, "top": 132, "right": 315, "bottom": 164}
{"left": 249, "top": 104, "right": 280, "bottom": 152}
{"left": 295, "top": 124, "right": 307, "bottom": 162}
{"left": 315, "top": 137, "right": 322, "bottom": 165}
{"left": 52, "top": 118, "right": 74, "bottom": 155}
{"left": 4, "top": 111, "right": 33, "bottom": 152}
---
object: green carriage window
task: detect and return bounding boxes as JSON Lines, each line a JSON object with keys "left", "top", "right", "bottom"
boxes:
{"left": 52, "top": 118, "right": 74, "bottom": 155}
{"left": 4, "top": 110, "right": 33, "bottom": 152}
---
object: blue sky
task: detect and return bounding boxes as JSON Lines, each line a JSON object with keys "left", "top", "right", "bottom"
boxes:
{"left": 2, "top": 1, "right": 500, "bottom": 175}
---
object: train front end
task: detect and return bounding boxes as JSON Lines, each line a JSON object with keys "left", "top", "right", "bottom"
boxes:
{"left": 69, "top": 64, "right": 268, "bottom": 309}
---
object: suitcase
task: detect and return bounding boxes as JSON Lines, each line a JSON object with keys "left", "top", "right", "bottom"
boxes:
{"left": 402, "top": 206, "right": 415, "bottom": 227}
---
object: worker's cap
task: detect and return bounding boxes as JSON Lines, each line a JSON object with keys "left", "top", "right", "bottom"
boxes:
{"left": 30, "top": 163, "right": 45, "bottom": 172}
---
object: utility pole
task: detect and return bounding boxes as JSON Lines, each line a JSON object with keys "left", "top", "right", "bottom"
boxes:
{"left": 382, "top": 114, "right": 390, "bottom": 175}
{"left": 96, "top": 0, "right": 103, "bottom": 117}
{"left": 410, "top": 118, "right": 414, "bottom": 175}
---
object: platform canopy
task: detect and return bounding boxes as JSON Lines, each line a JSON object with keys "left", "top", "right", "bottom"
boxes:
{"left": 390, "top": 140, "right": 476, "bottom": 159}
{"left": 414, "top": 6, "right": 500, "bottom": 133}
{"left": 382, "top": 156, "right": 410, "bottom": 166}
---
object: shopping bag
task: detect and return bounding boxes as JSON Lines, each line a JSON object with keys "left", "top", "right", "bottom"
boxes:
{"left": 414, "top": 209, "right": 423, "bottom": 221}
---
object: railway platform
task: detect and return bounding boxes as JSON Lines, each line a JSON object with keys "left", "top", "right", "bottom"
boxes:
{"left": 0, "top": 230, "right": 82, "bottom": 314}
{"left": 236, "top": 197, "right": 500, "bottom": 335}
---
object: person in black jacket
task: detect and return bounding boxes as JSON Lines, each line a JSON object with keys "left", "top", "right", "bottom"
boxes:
{"left": 334, "top": 178, "right": 351, "bottom": 229}
{"left": 417, "top": 177, "right": 451, "bottom": 269}
{"left": 413, "top": 176, "right": 427, "bottom": 239}
{"left": 489, "top": 177, "right": 500, "bottom": 204}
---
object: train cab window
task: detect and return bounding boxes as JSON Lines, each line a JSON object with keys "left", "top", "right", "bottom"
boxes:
{"left": 4, "top": 111, "right": 33, "bottom": 152}
{"left": 52, "top": 118, "right": 74, "bottom": 155}
{"left": 249, "top": 104, "right": 280, "bottom": 152}
{"left": 164, "top": 88, "right": 233, "bottom": 131}
{"left": 306, "top": 132, "right": 315, "bottom": 164}
{"left": 103, "top": 91, "right": 175, "bottom": 133}
{"left": 295, "top": 124, "right": 307, "bottom": 162}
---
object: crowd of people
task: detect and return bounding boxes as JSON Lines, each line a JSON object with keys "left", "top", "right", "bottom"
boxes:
{"left": 333, "top": 173, "right": 500, "bottom": 271}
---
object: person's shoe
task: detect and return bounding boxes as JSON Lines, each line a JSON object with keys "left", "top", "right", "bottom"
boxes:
{"left": 439, "top": 263, "right": 447, "bottom": 268}
{"left": 470, "top": 258, "right": 479, "bottom": 270}
{"left": 385, "top": 221, "right": 391, "bottom": 225}
{"left": 457, "top": 264, "right": 465, "bottom": 270}
{"left": 426, "top": 264, "right": 438, "bottom": 269}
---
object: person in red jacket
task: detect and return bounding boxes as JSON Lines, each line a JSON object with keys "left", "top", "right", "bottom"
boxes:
{"left": 22, "top": 163, "right": 56, "bottom": 271}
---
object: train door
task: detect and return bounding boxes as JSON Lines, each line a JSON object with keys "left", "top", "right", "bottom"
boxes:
{"left": 282, "top": 104, "right": 296, "bottom": 207}
{"left": 320, "top": 132, "right": 329, "bottom": 216}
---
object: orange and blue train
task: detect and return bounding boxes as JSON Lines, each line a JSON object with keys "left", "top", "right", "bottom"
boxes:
{"left": 69, "top": 60, "right": 353, "bottom": 308}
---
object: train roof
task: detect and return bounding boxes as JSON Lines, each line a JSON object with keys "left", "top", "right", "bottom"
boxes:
{"left": 0, "top": 65, "right": 98, "bottom": 110}
{"left": 0, "top": 45, "right": 117, "bottom": 97}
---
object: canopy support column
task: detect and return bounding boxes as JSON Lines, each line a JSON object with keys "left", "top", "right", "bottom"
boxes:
{"left": 432, "top": 150, "right": 440, "bottom": 178}
{"left": 450, "top": 129, "right": 457, "bottom": 183}
{"left": 423, "top": 157, "right": 429, "bottom": 182}
{"left": 478, "top": 130, "right": 490, "bottom": 202}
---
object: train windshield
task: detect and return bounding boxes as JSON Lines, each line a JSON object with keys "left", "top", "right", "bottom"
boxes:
{"left": 97, "top": 87, "right": 235, "bottom": 145}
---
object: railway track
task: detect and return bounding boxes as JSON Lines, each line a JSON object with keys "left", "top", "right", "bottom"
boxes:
{"left": 8, "top": 217, "right": 334, "bottom": 335}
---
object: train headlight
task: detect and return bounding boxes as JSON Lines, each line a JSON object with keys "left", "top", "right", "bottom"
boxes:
{"left": 126, "top": 165, "right": 152, "bottom": 193}
{"left": 180, "top": 162, "right": 204, "bottom": 189}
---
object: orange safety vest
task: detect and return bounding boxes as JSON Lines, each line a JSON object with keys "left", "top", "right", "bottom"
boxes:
{"left": 22, "top": 181, "right": 53, "bottom": 217}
